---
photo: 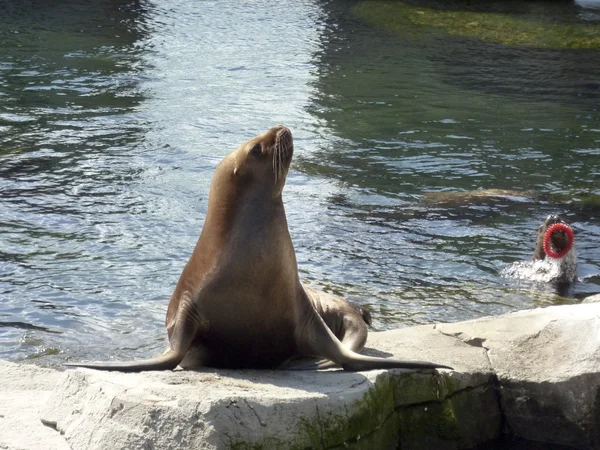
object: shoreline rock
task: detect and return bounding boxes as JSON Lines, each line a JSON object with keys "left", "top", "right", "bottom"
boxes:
{"left": 2, "top": 303, "right": 600, "bottom": 449}
{"left": 0, "top": 362, "right": 69, "bottom": 450}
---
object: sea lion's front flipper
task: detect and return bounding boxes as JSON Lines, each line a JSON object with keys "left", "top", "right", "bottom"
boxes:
{"left": 296, "top": 289, "right": 453, "bottom": 372}
{"left": 65, "top": 348, "right": 185, "bottom": 372}
{"left": 66, "top": 293, "right": 203, "bottom": 372}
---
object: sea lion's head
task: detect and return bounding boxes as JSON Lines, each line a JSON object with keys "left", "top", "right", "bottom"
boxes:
{"left": 533, "top": 215, "right": 575, "bottom": 260}
{"left": 217, "top": 125, "right": 294, "bottom": 198}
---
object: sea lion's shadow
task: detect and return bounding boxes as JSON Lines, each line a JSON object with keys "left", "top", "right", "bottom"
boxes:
{"left": 361, "top": 347, "right": 394, "bottom": 358}
{"left": 187, "top": 366, "right": 372, "bottom": 395}
{"left": 184, "top": 347, "right": 405, "bottom": 395}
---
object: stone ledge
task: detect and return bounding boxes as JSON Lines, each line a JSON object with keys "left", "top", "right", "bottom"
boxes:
{"left": 0, "top": 361, "right": 70, "bottom": 450}
{"left": 2, "top": 303, "right": 600, "bottom": 449}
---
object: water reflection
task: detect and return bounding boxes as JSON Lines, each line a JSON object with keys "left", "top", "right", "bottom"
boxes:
{"left": 305, "top": 0, "right": 600, "bottom": 193}
{"left": 1, "top": 0, "right": 599, "bottom": 366}
{"left": 0, "top": 0, "right": 153, "bottom": 361}
{"left": 298, "top": 0, "right": 600, "bottom": 319}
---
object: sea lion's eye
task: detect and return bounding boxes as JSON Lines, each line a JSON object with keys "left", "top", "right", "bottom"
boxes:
{"left": 250, "top": 144, "right": 262, "bottom": 156}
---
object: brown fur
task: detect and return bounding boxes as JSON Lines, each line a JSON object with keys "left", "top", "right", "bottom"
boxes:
{"left": 67, "top": 126, "right": 450, "bottom": 372}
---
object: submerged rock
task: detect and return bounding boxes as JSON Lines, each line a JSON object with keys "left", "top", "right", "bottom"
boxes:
{"left": 353, "top": 1, "right": 600, "bottom": 49}
{"left": 421, "top": 189, "right": 533, "bottom": 207}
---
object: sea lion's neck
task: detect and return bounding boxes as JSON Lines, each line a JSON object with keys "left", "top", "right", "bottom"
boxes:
{"left": 204, "top": 184, "right": 285, "bottom": 240}
{"left": 200, "top": 180, "right": 293, "bottom": 268}
{"left": 197, "top": 187, "right": 297, "bottom": 289}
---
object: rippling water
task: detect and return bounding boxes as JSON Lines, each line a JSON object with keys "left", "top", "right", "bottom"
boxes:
{"left": 1, "top": 0, "right": 599, "bottom": 365}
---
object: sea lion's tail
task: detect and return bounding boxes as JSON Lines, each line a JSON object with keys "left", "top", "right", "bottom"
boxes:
{"left": 65, "top": 348, "right": 184, "bottom": 372}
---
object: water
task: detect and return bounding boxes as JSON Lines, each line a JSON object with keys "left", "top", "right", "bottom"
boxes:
{"left": 502, "top": 256, "right": 576, "bottom": 283}
{"left": 1, "top": 0, "right": 599, "bottom": 366}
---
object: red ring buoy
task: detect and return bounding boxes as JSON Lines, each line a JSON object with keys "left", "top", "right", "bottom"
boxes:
{"left": 543, "top": 223, "right": 574, "bottom": 259}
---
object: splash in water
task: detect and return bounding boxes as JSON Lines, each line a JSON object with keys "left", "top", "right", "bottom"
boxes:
{"left": 501, "top": 252, "right": 577, "bottom": 283}
{"left": 502, "top": 215, "right": 578, "bottom": 284}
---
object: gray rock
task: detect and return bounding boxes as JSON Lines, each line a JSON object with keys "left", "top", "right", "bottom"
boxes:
{"left": 582, "top": 293, "right": 600, "bottom": 303}
{"left": 39, "top": 325, "right": 496, "bottom": 450}
{"left": 437, "top": 303, "right": 600, "bottom": 448}
{"left": 0, "top": 361, "right": 69, "bottom": 450}
{"left": 2, "top": 303, "right": 600, "bottom": 449}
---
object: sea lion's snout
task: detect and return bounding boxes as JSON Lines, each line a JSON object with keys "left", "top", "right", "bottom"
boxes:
{"left": 275, "top": 126, "right": 293, "bottom": 157}
{"left": 272, "top": 126, "right": 293, "bottom": 182}
{"left": 544, "top": 214, "right": 565, "bottom": 227}
{"left": 535, "top": 214, "right": 575, "bottom": 260}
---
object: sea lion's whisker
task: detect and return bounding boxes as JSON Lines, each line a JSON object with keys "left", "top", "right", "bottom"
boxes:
{"left": 276, "top": 142, "right": 280, "bottom": 182}
{"left": 279, "top": 142, "right": 284, "bottom": 180}
{"left": 279, "top": 148, "right": 283, "bottom": 179}
{"left": 277, "top": 146, "right": 281, "bottom": 182}
{"left": 275, "top": 140, "right": 280, "bottom": 182}
{"left": 273, "top": 145, "right": 278, "bottom": 182}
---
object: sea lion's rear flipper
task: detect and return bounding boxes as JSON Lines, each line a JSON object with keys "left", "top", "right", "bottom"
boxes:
{"left": 349, "top": 302, "right": 372, "bottom": 326}
{"left": 303, "top": 286, "right": 369, "bottom": 353}
{"left": 296, "top": 289, "right": 453, "bottom": 372}
{"left": 66, "top": 294, "right": 202, "bottom": 372}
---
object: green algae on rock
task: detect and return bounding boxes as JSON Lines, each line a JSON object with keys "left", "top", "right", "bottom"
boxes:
{"left": 353, "top": 1, "right": 600, "bottom": 49}
{"left": 294, "top": 371, "right": 497, "bottom": 450}
{"left": 298, "top": 374, "right": 398, "bottom": 449}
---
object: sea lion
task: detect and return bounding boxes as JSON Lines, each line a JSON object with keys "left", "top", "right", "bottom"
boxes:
{"left": 532, "top": 214, "right": 577, "bottom": 283}
{"left": 296, "top": 286, "right": 372, "bottom": 369}
{"left": 502, "top": 214, "right": 577, "bottom": 284}
{"left": 67, "top": 126, "right": 451, "bottom": 372}
{"left": 304, "top": 286, "right": 372, "bottom": 353}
